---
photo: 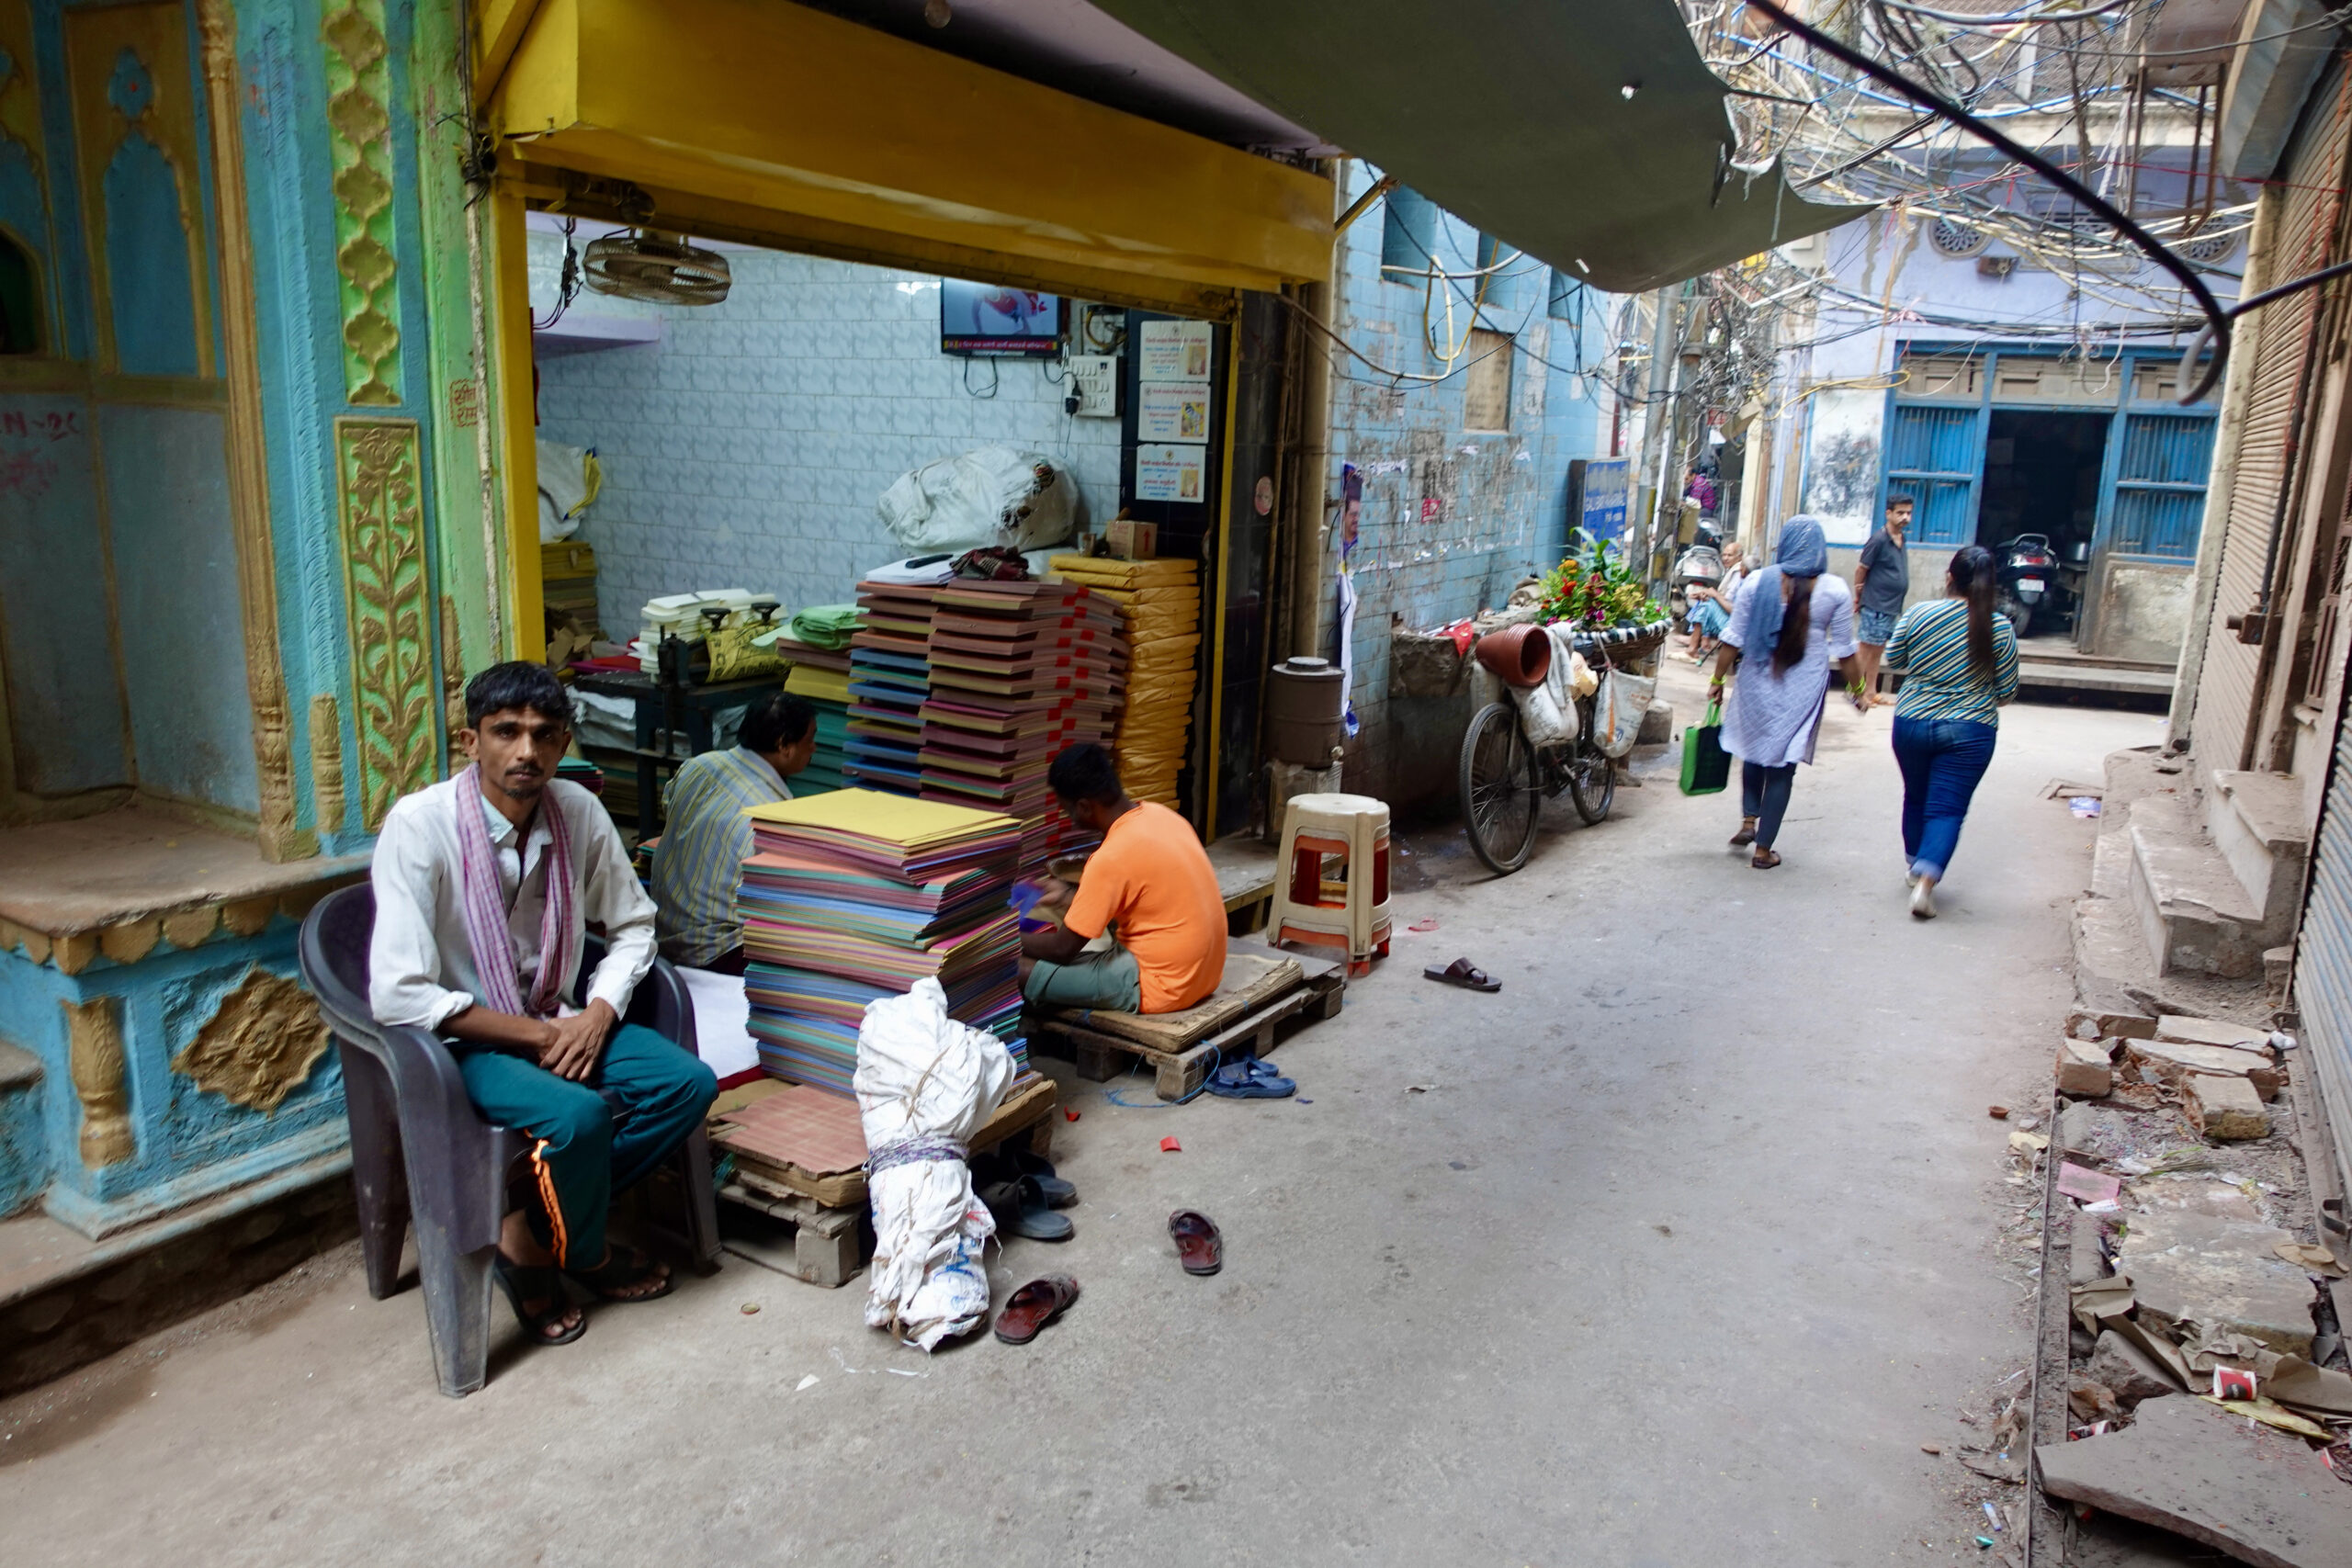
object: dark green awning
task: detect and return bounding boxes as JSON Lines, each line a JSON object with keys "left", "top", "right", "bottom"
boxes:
{"left": 1083, "top": 0, "right": 1870, "bottom": 292}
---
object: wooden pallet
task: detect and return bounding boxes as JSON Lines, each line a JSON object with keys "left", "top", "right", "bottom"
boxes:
{"left": 713, "top": 1078, "right": 1057, "bottom": 1288}
{"left": 1030, "top": 953, "right": 1344, "bottom": 1100}
{"left": 717, "top": 1177, "right": 867, "bottom": 1288}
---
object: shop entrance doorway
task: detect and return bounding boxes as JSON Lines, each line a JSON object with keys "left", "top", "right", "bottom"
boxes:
{"left": 1976, "top": 409, "right": 2107, "bottom": 639}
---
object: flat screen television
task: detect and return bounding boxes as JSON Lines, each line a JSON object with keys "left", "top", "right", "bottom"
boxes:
{"left": 940, "top": 280, "right": 1063, "bottom": 357}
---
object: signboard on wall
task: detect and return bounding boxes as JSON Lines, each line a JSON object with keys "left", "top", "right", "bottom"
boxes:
{"left": 1570, "top": 457, "right": 1629, "bottom": 543}
{"left": 1137, "top": 320, "right": 1214, "bottom": 380}
{"left": 1137, "top": 382, "right": 1214, "bottom": 443}
{"left": 1135, "top": 443, "right": 1206, "bottom": 502}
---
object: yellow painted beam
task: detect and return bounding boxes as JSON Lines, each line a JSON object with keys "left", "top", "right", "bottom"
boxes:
{"left": 489, "top": 184, "right": 543, "bottom": 663}
{"left": 506, "top": 156, "right": 1243, "bottom": 321}
{"left": 494, "top": 0, "right": 1330, "bottom": 296}
{"left": 471, "top": 0, "right": 548, "bottom": 110}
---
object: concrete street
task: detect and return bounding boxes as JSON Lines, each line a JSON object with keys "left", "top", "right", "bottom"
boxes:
{"left": 0, "top": 672, "right": 2165, "bottom": 1565}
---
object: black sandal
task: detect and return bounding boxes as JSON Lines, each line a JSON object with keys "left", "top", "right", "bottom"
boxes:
{"left": 492, "top": 1254, "right": 586, "bottom": 1345}
{"left": 564, "top": 1243, "right": 674, "bottom": 1303}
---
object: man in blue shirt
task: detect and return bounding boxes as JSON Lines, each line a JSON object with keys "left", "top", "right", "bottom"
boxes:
{"left": 652, "top": 693, "right": 816, "bottom": 973}
{"left": 1853, "top": 493, "right": 1913, "bottom": 706}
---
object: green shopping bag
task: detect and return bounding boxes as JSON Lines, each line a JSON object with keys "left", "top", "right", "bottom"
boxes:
{"left": 1679, "top": 700, "right": 1731, "bottom": 795}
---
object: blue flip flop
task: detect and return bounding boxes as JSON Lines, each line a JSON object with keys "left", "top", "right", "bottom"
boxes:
{"left": 1204, "top": 1058, "right": 1295, "bottom": 1099}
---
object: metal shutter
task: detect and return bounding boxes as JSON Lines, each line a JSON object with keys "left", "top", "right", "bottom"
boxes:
{"left": 2297, "top": 715, "right": 2352, "bottom": 1202}
{"left": 2194, "top": 66, "right": 2352, "bottom": 762}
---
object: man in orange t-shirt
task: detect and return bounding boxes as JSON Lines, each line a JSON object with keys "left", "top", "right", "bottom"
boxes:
{"left": 1021, "top": 744, "right": 1226, "bottom": 1013}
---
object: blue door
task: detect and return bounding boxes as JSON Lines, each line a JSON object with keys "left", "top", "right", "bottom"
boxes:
{"left": 1885, "top": 403, "right": 1980, "bottom": 546}
{"left": 2101, "top": 413, "right": 2213, "bottom": 562}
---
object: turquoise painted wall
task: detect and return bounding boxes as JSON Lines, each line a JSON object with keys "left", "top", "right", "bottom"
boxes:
{"left": 101, "top": 403, "right": 258, "bottom": 813}
{"left": 0, "top": 390, "right": 128, "bottom": 794}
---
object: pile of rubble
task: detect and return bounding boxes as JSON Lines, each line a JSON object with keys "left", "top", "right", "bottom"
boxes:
{"left": 2018, "top": 1009, "right": 2352, "bottom": 1562}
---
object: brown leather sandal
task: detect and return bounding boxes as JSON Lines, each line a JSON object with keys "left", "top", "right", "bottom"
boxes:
{"left": 993, "top": 1275, "right": 1080, "bottom": 1345}
{"left": 1750, "top": 848, "right": 1781, "bottom": 870}
{"left": 1729, "top": 818, "right": 1758, "bottom": 847}
{"left": 1169, "top": 1210, "right": 1223, "bottom": 1276}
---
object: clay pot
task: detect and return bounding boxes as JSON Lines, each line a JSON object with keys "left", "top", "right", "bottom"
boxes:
{"left": 1472, "top": 623, "right": 1552, "bottom": 689}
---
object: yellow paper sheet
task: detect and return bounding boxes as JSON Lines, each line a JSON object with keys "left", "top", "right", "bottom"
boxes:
{"left": 785, "top": 666, "right": 853, "bottom": 705}
{"left": 747, "top": 786, "right": 1019, "bottom": 846}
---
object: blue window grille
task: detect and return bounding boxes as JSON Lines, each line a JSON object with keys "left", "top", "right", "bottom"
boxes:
{"left": 1885, "top": 403, "right": 1980, "bottom": 547}
{"left": 2105, "top": 413, "right": 2212, "bottom": 561}
{"left": 1381, "top": 187, "right": 1436, "bottom": 275}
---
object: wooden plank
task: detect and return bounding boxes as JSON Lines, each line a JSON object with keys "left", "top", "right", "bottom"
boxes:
{"left": 1072, "top": 951, "right": 1302, "bottom": 1048}
{"left": 1033, "top": 961, "right": 1344, "bottom": 1100}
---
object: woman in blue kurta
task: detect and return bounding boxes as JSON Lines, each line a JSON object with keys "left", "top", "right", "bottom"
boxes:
{"left": 1709, "top": 517, "right": 1869, "bottom": 870}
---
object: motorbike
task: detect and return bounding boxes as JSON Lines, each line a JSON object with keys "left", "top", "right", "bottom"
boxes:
{"left": 1995, "top": 534, "right": 2058, "bottom": 637}
{"left": 1668, "top": 520, "right": 1724, "bottom": 630}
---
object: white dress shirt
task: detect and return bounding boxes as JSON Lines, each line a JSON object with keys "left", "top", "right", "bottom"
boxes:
{"left": 368, "top": 773, "right": 657, "bottom": 1031}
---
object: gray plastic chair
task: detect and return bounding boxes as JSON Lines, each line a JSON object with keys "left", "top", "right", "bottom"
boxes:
{"left": 300, "top": 883, "right": 720, "bottom": 1397}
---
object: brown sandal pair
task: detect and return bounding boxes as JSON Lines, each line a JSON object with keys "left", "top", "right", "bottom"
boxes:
{"left": 994, "top": 1211, "right": 1225, "bottom": 1348}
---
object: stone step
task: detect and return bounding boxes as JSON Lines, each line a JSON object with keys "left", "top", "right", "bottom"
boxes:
{"left": 2127, "top": 794, "right": 2275, "bottom": 979}
{"left": 2203, "top": 768, "right": 2309, "bottom": 931}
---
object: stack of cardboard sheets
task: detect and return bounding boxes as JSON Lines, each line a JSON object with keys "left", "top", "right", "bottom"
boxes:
{"left": 1046, "top": 554, "right": 1200, "bottom": 807}
{"left": 738, "top": 789, "right": 1026, "bottom": 1096}
{"left": 842, "top": 582, "right": 935, "bottom": 795}
{"left": 783, "top": 661, "right": 850, "bottom": 795}
{"left": 918, "top": 579, "right": 1129, "bottom": 869}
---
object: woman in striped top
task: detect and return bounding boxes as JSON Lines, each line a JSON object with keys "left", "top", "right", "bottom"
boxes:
{"left": 1883, "top": 545, "right": 2019, "bottom": 919}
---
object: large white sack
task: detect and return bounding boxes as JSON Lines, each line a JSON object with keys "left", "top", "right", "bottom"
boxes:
{"left": 1594, "top": 671, "right": 1656, "bottom": 759}
{"left": 854, "top": 977, "right": 1016, "bottom": 1350}
{"left": 876, "top": 446, "right": 1077, "bottom": 556}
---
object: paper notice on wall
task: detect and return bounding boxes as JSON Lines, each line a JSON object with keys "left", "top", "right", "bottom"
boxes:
{"left": 1137, "top": 320, "right": 1214, "bottom": 382}
{"left": 1135, "top": 444, "right": 1206, "bottom": 503}
{"left": 1138, "top": 382, "right": 1214, "bottom": 443}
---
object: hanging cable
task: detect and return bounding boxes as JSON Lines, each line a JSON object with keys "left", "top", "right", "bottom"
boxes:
{"left": 1743, "top": 0, "right": 2233, "bottom": 400}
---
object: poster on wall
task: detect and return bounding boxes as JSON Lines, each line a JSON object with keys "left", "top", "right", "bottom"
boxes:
{"left": 1138, "top": 382, "right": 1214, "bottom": 443}
{"left": 1138, "top": 320, "right": 1214, "bottom": 382}
{"left": 1135, "top": 443, "right": 1206, "bottom": 503}
{"left": 1800, "top": 387, "right": 1885, "bottom": 546}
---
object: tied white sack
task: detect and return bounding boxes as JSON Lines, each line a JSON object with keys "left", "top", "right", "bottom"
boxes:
{"left": 1513, "top": 628, "right": 1590, "bottom": 748}
{"left": 1594, "top": 671, "right": 1657, "bottom": 759}
{"left": 877, "top": 446, "right": 1077, "bottom": 556}
{"left": 854, "top": 977, "right": 1016, "bottom": 1350}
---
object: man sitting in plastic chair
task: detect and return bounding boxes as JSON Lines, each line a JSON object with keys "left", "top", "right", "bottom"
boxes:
{"left": 369, "top": 662, "right": 718, "bottom": 1348}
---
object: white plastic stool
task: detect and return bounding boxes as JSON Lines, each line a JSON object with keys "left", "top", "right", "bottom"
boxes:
{"left": 1270, "top": 791, "right": 1392, "bottom": 975}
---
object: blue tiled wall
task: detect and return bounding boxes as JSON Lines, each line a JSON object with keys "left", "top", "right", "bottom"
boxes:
{"left": 529, "top": 239, "right": 1125, "bottom": 632}
{"left": 1329, "top": 164, "right": 1614, "bottom": 795}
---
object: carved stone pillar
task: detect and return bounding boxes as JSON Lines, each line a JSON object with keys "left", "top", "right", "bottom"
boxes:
{"left": 198, "top": 0, "right": 311, "bottom": 861}
{"left": 62, "top": 997, "right": 133, "bottom": 1168}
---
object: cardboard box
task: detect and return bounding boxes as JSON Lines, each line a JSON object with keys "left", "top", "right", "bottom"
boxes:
{"left": 1106, "top": 520, "right": 1159, "bottom": 559}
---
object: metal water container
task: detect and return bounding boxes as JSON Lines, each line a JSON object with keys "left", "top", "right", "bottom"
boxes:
{"left": 1266, "top": 656, "right": 1346, "bottom": 766}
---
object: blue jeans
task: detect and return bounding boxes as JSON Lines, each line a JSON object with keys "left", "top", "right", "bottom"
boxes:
{"left": 1892, "top": 716, "right": 1997, "bottom": 881}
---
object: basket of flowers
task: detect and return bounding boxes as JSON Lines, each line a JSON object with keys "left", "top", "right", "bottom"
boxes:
{"left": 1535, "top": 541, "right": 1672, "bottom": 660}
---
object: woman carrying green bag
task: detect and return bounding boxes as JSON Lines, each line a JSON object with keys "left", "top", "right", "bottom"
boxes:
{"left": 1679, "top": 697, "right": 1731, "bottom": 795}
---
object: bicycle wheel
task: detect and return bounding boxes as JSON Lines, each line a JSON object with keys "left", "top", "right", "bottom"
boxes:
{"left": 1460, "top": 701, "right": 1542, "bottom": 874}
{"left": 1566, "top": 733, "right": 1616, "bottom": 825}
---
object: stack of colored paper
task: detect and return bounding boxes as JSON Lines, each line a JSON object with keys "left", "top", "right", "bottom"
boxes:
{"left": 1047, "top": 554, "right": 1200, "bottom": 807}
{"left": 918, "top": 579, "right": 1129, "bottom": 868}
{"left": 842, "top": 582, "right": 936, "bottom": 795}
{"left": 738, "top": 789, "right": 1026, "bottom": 1096}
{"left": 783, "top": 662, "right": 850, "bottom": 795}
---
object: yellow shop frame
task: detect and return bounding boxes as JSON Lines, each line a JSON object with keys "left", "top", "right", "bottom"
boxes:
{"left": 480, "top": 0, "right": 1329, "bottom": 833}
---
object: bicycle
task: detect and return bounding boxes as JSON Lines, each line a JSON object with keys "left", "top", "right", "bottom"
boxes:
{"left": 1457, "top": 622, "right": 1664, "bottom": 875}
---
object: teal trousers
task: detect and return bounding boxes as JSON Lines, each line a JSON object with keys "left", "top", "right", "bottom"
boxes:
{"left": 458, "top": 1023, "right": 718, "bottom": 1270}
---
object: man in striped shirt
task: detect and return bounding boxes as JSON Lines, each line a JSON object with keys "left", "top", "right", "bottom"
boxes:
{"left": 652, "top": 693, "right": 817, "bottom": 973}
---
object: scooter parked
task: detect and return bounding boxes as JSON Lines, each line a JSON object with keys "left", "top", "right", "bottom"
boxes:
{"left": 1669, "top": 520, "right": 1724, "bottom": 630}
{"left": 1995, "top": 533, "right": 2058, "bottom": 637}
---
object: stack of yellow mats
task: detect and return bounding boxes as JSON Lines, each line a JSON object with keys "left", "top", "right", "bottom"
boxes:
{"left": 1046, "top": 554, "right": 1199, "bottom": 807}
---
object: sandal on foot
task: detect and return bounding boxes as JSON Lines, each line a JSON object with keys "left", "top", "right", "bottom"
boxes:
{"left": 1169, "top": 1210, "right": 1223, "bottom": 1275}
{"left": 1750, "top": 848, "right": 1781, "bottom": 870}
{"left": 1423, "top": 956, "right": 1500, "bottom": 992}
{"left": 1729, "top": 819, "right": 1757, "bottom": 848}
{"left": 993, "top": 1274, "right": 1080, "bottom": 1345}
{"left": 564, "top": 1243, "right": 673, "bottom": 1303}
{"left": 492, "top": 1255, "right": 586, "bottom": 1345}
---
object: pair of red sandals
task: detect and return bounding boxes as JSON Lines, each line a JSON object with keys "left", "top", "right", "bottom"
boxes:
{"left": 992, "top": 1209, "right": 1222, "bottom": 1345}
